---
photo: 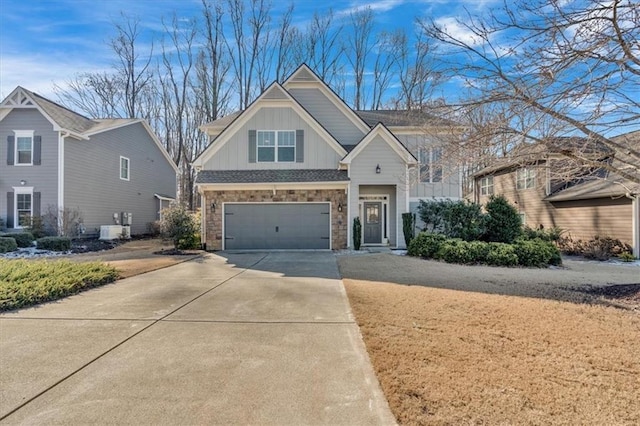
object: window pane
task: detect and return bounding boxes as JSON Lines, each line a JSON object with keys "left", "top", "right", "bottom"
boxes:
{"left": 17, "top": 137, "right": 31, "bottom": 150}
{"left": 419, "top": 149, "right": 429, "bottom": 182}
{"left": 277, "top": 131, "right": 295, "bottom": 146}
{"left": 258, "top": 131, "right": 275, "bottom": 146}
{"left": 120, "top": 158, "right": 129, "bottom": 179}
{"left": 16, "top": 136, "right": 32, "bottom": 164}
{"left": 17, "top": 194, "right": 32, "bottom": 226}
{"left": 258, "top": 147, "right": 275, "bottom": 162}
{"left": 278, "top": 146, "right": 295, "bottom": 162}
{"left": 18, "top": 151, "right": 32, "bottom": 164}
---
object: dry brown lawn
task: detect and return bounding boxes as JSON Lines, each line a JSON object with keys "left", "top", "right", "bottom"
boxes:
{"left": 344, "top": 279, "right": 640, "bottom": 425}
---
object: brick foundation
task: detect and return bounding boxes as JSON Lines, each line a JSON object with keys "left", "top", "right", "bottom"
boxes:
{"left": 203, "top": 189, "right": 348, "bottom": 250}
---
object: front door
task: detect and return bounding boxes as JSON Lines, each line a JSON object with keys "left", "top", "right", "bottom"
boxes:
{"left": 363, "top": 202, "right": 382, "bottom": 244}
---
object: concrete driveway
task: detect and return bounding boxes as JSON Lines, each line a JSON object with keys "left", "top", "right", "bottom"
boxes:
{"left": 0, "top": 252, "right": 395, "bottom": 425}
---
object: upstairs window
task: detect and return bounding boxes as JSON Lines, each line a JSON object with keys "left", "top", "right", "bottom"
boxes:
{"left": 480, "top": 176, "right": 494, "bottom": 196}
{"left": 419, "top": 147, "right": 443, "bottom": 183}
{"left": 257, "top": 130, "right": 295, "bottom": 162}
{"left": 16, "top": 193, "right": 32, "bottom": 227}
{"left": 516, "top": 168, "right": 535, "bottom": 190}
{"left": 120, "top": 156, "right": 130, "bottom": 181}
{"left": 15, "top": 130, "right": 34, "bottom": 165}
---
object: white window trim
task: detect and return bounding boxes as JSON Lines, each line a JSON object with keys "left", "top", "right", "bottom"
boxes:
{"left": 14, "top": 130, "right": 34, "bottom": 166}
{"left": 12, "top": 186, "right": 34, "bottom": 229}
{"left": 519, "top": 212, "right": 526, "bottom": 226}
{"left": 256, "top": 130, "right": 296, "bottom": 163}
{"left": 516, "top": 167, "right": 535, "bottom": 190}
{"left": 480, "top": 176, "right": 494, "bottom": 196}
{"left": 419, "top": 146, "right": 443, "bottom": 183}
{"left": 120, "top": 156, "right": 130, "bottom": 181}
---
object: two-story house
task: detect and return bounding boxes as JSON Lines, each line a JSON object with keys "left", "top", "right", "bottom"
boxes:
{"left": 1, "top": 86, "right": 178, "bottom": 236}
{"left": 472, "top": 134, "right": 640, "bottom": 257}
{"left": 193, "top": 64, "right": 462, "bottom": 250}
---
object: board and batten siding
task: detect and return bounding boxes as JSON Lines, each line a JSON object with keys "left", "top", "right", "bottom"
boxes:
{"left": 348, "top": 135, "right": 409, "bottom": 248}
{"left": 476, "top": 168, "right": 633, "bottom": 244}
{"left": 203, "top": 107, "right": 343, "bottom": 170}
{"left": 0, "top": 109, "right": 58, "bottom": 226}
{"left": 396, "top": 134, "right": 461, "bottom": 199}
{"left": 287, "top": 88, "right": 365, "bottom": 146}
{"left": 64, "top": 122, "right": 176, "bottom": 235}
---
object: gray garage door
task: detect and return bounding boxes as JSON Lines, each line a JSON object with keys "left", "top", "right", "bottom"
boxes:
{"left": 224, "top": 203, "right": 331, "bottom": 250}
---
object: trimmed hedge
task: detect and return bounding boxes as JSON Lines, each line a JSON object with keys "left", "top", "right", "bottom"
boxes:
{"left": 1, "top": 232, "right": 34, "bottom": 248}
{"left": 407, "top": 232, "right": 561, "bottom": 268}
{"left": 36, "top": 237, "right": 71, "bottom": 252}
{"left": 0, "top": 237, "right": 18, "bottom": 254}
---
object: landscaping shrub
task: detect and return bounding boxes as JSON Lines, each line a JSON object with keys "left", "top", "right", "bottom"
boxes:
{"left": 160, "top": 203, "right": 200, "bottom": 250}
{"left": 1, "top": 232, "right": 34, "bottom": 248}
{"left": 0, "top": 237, "right": 18, "bottom": 254}
{"left": 486, "top": 243, "right": 519, "bottom": 266}
{"left": 37, "top": 236, "right": 72, "bottom": 251}
{"left": 353, "top": 217, "right": 362, "bottom": 250}
{"left": 484, "top": 195, "right": 522, "bottom": 243}
{"left": 0, "top": 259, "right": 118, "bottom": 311}
{"left": 418, "top": 199, "right": 486, "bottom": 241}
{"left": 407, "top": 232, "right": 447, "bottom": 258}
{"left": 514, "top": 238, "right": 562, "bottom": 267}
{"left": 436, "top": 239, "right": 476, "bottom": 264}
{"left": 27, "top": 216, "right": 48, "bottom": 239}
{"left": 402, "top": 213, "right": 416, "bottom": 247}
{"left": 522, "top": 226, "right": 564, "bottom": 242}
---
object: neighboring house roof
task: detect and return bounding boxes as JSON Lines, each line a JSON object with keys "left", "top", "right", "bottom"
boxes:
{"left": 473, "top": 137, "right": 610, "bottom": 178}
{"left": 545, "top": 174, "right": 640, "bottom": 201}
{"left": 0, "top": 86, "right": 179, "bottom": 173}
{"left": 196, "top": 169, "right": 349, "bottom": 184}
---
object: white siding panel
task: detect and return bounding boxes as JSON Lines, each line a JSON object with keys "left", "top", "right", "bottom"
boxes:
{"left": 203, "top": 107, "right": 342, "bottom": 170}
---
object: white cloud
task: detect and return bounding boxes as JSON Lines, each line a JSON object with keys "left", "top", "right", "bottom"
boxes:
{"left": 434, "top": 16, "right": 484, "bottom": 46}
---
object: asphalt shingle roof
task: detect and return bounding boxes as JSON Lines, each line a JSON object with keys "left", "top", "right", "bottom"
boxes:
{"left": 355, "top": 109, "right": 456, "bottom": 127}
{"left": 196, "top": 169, "right": 349, "bottom": 184}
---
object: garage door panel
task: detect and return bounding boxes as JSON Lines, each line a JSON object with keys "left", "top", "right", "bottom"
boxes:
{"left": 224, "top": 203, "right": 330, "bottom": 250}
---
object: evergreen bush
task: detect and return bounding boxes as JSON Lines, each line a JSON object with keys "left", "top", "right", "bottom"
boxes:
{"left": 353, "top": 217, "right": 362, "bottom": 250}
{"left": 0, "top": 232, "right": 34, "bottom": 248}
{"left": 37, "top": 237, "right": 72, "bottom": 251}
{"left": 484, "top": 195, "right": 522, "bottom": 243}
{"left": 0, "top": 237, "right": 18, "bottom": 254}
{"left": 407, "top": 232, "right": 446, "bottom": 258}
{"left": 402, "top": 213, "right": 416, "bottom": 247}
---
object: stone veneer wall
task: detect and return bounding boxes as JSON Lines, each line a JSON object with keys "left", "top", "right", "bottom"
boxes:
{"left": 203, "top": 189, "right": 348, "bottom": 250}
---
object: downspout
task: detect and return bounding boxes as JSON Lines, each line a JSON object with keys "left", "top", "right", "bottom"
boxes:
{"left": 627, "top": 193, "right": 640, "bottom": 258}
{"left": 57, "top": 131, "right": 69, "bottom": 235}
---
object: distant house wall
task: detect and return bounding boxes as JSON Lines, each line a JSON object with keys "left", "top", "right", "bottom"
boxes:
{"left": 475, "top": 167, "right": 633, "bottom": 245}
{"left": 64, "top": 122, "right": 176, "bottom": 235}
{"left": 0, "top": 109, "right": 58, "bottom": 228}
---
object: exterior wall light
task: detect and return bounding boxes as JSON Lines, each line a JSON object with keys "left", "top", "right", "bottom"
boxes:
{"left": 376, "top": 164, "right": 381, "bottom": 174}
{"left": 211, "top": 201, "right": 216, "bottom": 212}
{"left": 20, "top": 179, "right": 26, "bottom": 185}
{"left": 338, "top": 203, "right": 343, "bottom": 212}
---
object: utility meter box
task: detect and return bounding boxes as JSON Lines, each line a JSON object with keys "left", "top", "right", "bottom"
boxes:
{"left": 121, "top": 212, "right": 132, "bottom": 226}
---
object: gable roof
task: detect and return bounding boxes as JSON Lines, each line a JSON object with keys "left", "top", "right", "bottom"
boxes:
{"left": 283, "top": 64, "right": 371, "bottom": 135}
{"left": 340, "top": 123, "right": 418, "bottom": 165}
{"left": 193, "top": 81, "right": 347, "bottom": 168}
{"left": 0, "top": 86, "right": 178, "bottom": 173}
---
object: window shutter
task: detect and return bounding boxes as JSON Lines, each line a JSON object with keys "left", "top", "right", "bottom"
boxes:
{"left": 6, "top": 192, "right": 14, "bottom": 228}
{"left": 7, "top": 135, "right": 14, "bottom": 165}
{"left": 33, "top": 192, "right": 41, "bottom": 217}
{"left": 33, "top": 136, "right": 42, "bottom": 165}
{"left": 248, "top": 130, "right": 257, "bottom": 163}
{"left": 296, "top": 130, "right": 304, "bottom": 163}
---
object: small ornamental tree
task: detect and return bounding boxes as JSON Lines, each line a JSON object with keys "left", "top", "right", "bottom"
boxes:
{"left": 160, "top": 203, "right": 200, "bottom": 250}
{"left": 484, "top": 195, "right": 522, "bottom": 243}
{"left": 402, "top": 213, "right": 416, "bottom": 247}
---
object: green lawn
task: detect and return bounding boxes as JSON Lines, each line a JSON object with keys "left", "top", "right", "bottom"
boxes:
{"left": 0, "top": 259, "right": 118, "bottom": 311}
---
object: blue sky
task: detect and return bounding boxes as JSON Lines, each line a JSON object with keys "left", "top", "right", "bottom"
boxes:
{"left": 0, "top": 0, "right": 498, "bottom": 100}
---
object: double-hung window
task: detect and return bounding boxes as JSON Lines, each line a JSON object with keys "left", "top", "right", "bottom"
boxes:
{"left": 15, "top": 130, "right": 34, "bottom": 165}
{"left": 516, "top": 168, "right": 535, "bottom": 190}
{"left": 419, "top": 147, "right": 443, "bottom": 183}
{"left": 257, "top": 130, "right": 295, "bottom": 162}
{"left": 120, "top": 156, "right": 130, "bottom": 181}
{"left": 480, "top": 176, "right": 494, "bottom": 196}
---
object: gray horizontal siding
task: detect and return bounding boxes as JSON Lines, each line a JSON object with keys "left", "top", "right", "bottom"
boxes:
{"left": 64, "top": 122, "right": 176, "bottom": 235}
{"left": 287, "top": 88, "right": 366, "bottom": 145}
{"left": 0, "top": 109, "right": 58, "bottom": 227}
{"left": 203, "top": 107, "right": 343, "bottom": 170}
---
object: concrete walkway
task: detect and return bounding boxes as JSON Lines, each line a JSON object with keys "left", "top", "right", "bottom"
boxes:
{"left": 0, "top": 252, "right": 395, "bottom": 425}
